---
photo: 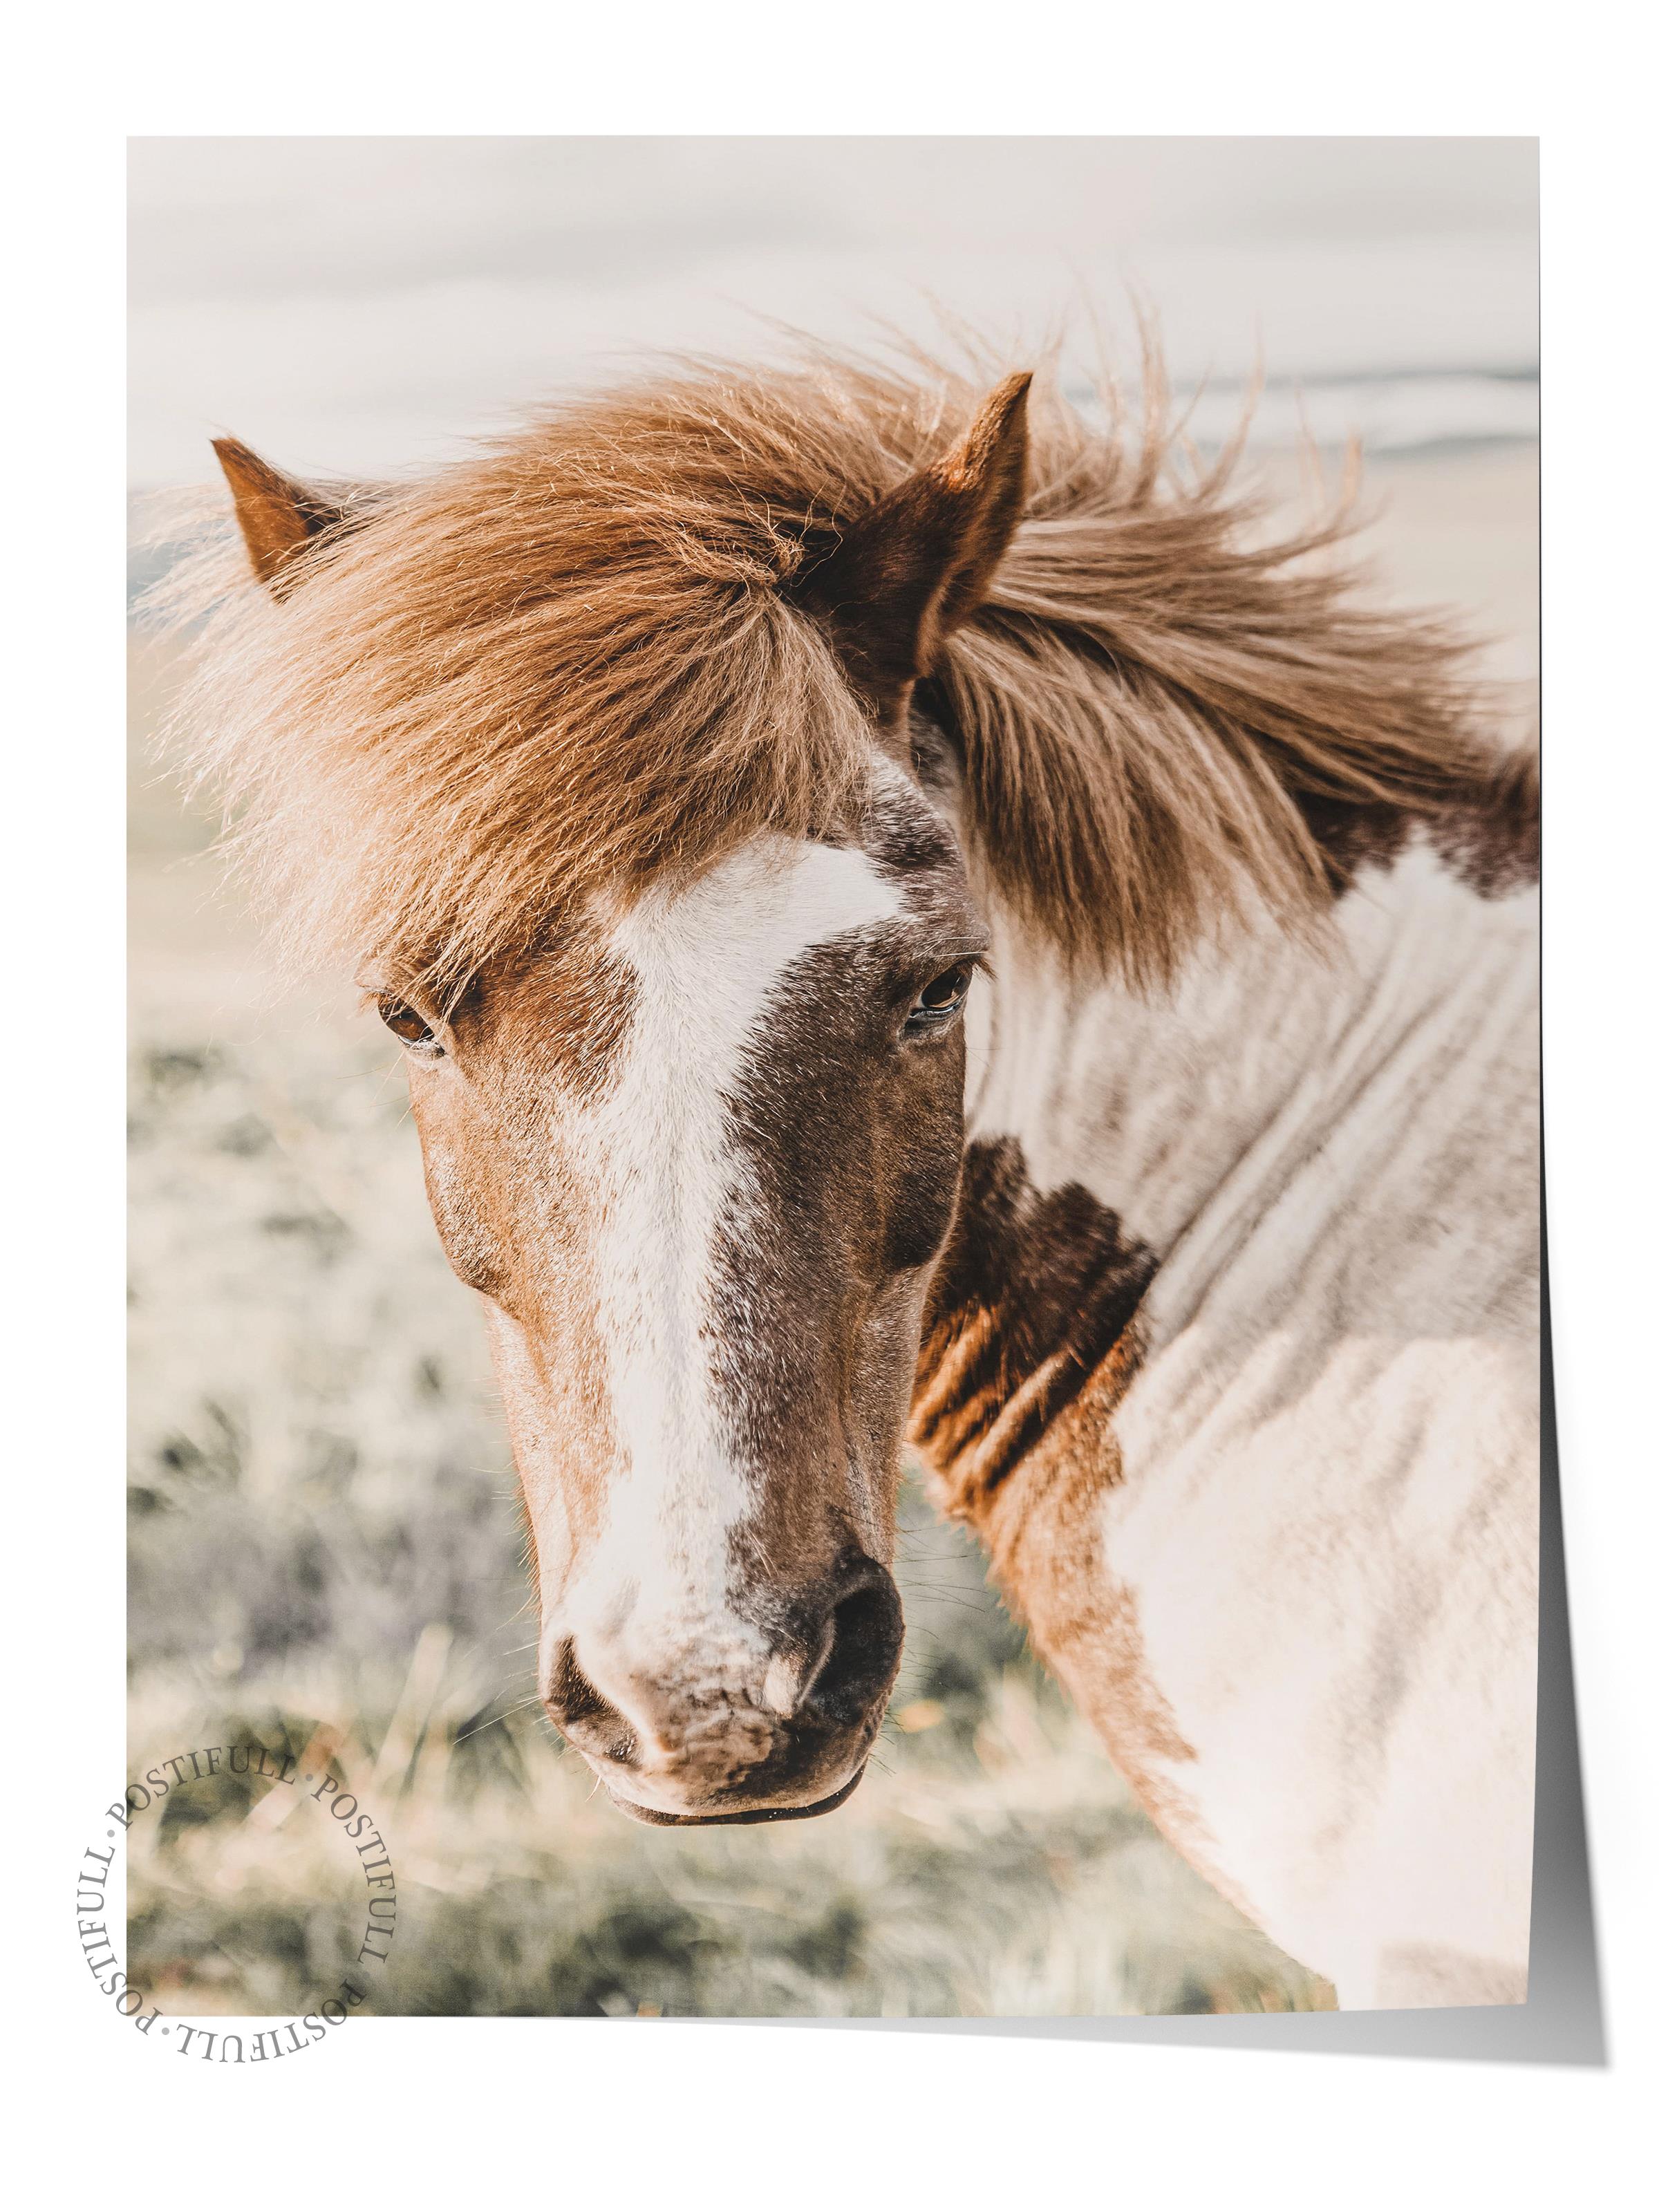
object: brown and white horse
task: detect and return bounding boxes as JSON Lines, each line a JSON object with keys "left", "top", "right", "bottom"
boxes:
{"left": 178, "top": 348, "right": 1538, "bottom": 2009}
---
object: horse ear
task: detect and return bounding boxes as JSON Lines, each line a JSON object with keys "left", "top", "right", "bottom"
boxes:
{"left": 212, "top": 436, "right": 350, "bottom": 597}
{"left": 797, "top": 371, "right": 1032, "bottom": 716}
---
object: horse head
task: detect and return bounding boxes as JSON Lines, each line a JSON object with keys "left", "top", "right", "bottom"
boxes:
{"left": 213, "top": 373, "right": 1031, "bottom": 1822}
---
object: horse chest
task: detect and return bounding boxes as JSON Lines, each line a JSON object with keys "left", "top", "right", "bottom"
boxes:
{"left": 970, "top": 1313, "right": 1538, "bottom": 1999}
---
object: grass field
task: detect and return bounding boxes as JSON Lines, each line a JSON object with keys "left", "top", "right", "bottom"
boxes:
{"left": 126, "top": 446, "right": 1534, "bottom": 2017}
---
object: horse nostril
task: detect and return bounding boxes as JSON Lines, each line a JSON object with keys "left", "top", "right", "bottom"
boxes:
{"left": 801, "top": 1571, "right": 904, "bottom": 1727}
{"left": 544, "top": 1635, "right": 637, "bottom": 1765}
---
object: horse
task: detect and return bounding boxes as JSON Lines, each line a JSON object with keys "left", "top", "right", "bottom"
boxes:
{"left": 173, "top": 344, "right": 1539, "bottom": 2010}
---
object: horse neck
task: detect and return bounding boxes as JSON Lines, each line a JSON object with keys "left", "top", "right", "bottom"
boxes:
{"left": 941, "top": 840, "right": 1539, "bottom": 2005}
{"left": 914, "top": 823, "right": 1535, "bottom": 1534}
{"left": 962, "top": 834, "right": 1538, "bottom": 1326}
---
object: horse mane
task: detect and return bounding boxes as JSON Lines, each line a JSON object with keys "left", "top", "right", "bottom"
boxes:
{"left": 152, "top": 338, "right": 1508, "bottom": 994}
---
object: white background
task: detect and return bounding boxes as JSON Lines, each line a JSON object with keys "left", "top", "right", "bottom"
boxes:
{"left": 6, "top": 8, "right": 1655, "bottom": 2206}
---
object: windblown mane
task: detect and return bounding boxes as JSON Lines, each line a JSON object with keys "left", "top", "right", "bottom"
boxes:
{"left": 153, "top": 340, "right": 1510, "bottom": 993}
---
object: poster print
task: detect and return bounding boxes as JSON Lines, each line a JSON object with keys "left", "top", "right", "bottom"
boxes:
{"left": 129, "top": 138, "right": 1538, "bottom": 2019}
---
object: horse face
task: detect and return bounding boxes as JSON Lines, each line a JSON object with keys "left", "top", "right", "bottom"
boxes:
{"left": 390, "top": 772, "right": 985, "bottom": 1822}
{"left": 212, "top": 370, "right": 1033, "bottom": 1824}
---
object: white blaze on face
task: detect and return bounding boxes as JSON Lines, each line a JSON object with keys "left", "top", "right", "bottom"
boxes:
{"left": 556, "top": 834, "right": 904, "bottom": 1670}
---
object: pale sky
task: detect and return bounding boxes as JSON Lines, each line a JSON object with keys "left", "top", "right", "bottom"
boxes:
{"left": 129, "top": 138, "right": 1537, "bottom": 486}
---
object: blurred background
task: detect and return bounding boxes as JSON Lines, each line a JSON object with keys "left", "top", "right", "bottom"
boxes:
{"left": 128, "top": 137, "right": 1537, "bottom": 2018}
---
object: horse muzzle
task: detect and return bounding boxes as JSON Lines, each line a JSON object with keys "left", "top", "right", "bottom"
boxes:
{"left": 541, "top": 1559, "right": 903, "bottom": 1825}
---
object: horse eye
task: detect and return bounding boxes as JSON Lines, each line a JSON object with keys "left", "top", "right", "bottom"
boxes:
{"left": 378, "top": 995, "right": 440, "bottom": 1051}
{"left": 910, "top": 962, "right": 974, "bottom": 1024}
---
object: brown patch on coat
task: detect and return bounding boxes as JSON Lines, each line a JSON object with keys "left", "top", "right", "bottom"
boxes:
{"left": 1296, "top": 743, "right": 1539, "bottom": 901}
{"left": 908, "top": 1137, "right": 1255, "bottom": 1912}
{"left": 1427, "top": 744, "right": 1539, "bottom": 897}
{"left": 910, "top": 1137, "right": 1157, "bottom": 1519}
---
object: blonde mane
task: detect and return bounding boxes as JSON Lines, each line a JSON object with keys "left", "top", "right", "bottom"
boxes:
{"left": 155, "top": 341, "right": 1504, "bottom": 993}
